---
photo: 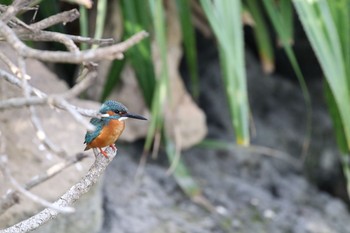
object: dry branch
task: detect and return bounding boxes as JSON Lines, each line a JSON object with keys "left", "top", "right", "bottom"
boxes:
{"left": 0, "top": 153, "right": 88, "bottom": 215}
{"left": 0, "top": 68, "right": 96, "bottom": 110}
{"left": 28, "top": 9, "right": 80, "bottom": 30}
{"left": 0, "top": 0, "right": 36, "bottom": 23}
{"left": 0, "top": 156, "right": 75, "bottom": 214}
{"left": 0, "top": 68, "right": 102, "bottom": 131}
{"left": 0, "top": 148, "right": 116, "bottom": 233}
{"left": 0, "top": 19, "right": 148, "bottom": 63}
{"left": 0, "top": 1, "right": 149, "bottom": 231}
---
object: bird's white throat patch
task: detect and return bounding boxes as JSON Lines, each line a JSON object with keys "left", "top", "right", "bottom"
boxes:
{"left": 118, "top": 117, "right": 128, "bottom": 121}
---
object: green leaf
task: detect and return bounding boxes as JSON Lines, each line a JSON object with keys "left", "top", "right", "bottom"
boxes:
{"left": 100, "top": 60, "right": 125, "bottom": 101}
{"left": 175, "top": 0, "right": 200, "bottom": 98}
{"left": 200, "top": 0, "right": 250, "bottom": 146}
{"left": 79, "top": 6, "right": 89, "bottom": 51}
{"left": 165, "top": 139, "right": 201, "bottom": 197}
{"left": 92, "top": 0, "right": 107, "bottom": 49}
{"left": 120, "top": 0, "right": 156, "bottom": 107}
{"left": 293, "top": 0, "right": 350, "bottom": 194}
{"left": 263, "top": 0, "right": 312, "bottom": 155}
{"left": 263, "top": 0, "right": 294, "bottom": 45}
{"left": 293, "top": 0, "right": 350, "bottom": 149}
{"left": 144, "top": 0, "right": 170, "bottom": 151}
{"left": 324, "top": 81, "right": 348, "bottom": 153}
{"left": 244, "top": 0, "right": 275, "bottom": 73}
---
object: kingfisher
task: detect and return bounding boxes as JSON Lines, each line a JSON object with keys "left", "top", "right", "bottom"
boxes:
{"left": 84, "top": 100, "right": 147, "bottom": 158}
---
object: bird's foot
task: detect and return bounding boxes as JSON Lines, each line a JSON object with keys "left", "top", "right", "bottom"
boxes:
{"left": 109, "top": 144, "right": 117, "bottom": 152}
{"left": 98, "top": 147, "right": 109, "bottom": 158}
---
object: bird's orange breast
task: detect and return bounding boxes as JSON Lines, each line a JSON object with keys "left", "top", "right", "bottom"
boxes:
{"left": 86, "top": 119, "right": 125, "bottom": 149}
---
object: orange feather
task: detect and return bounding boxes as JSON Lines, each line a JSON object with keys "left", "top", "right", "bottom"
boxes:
{"left": 84, "top": 119, "right": 125, "bottom": 150}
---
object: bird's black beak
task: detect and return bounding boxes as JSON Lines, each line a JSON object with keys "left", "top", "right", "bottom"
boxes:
{"left": 125, "top": 112, "right": 147, "bottom": 120}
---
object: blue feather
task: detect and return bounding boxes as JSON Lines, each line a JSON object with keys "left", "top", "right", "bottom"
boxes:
{"left": 84, "top": 115, "right": 121, "bottom": 144}
{"left": 99, "top": 100, "right": 128, "bottom": 114}
{"left": 84, "top": 118, "right": 106, "bottom": 144}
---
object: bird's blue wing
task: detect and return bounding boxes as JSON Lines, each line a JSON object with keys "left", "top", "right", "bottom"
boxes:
{"left": 84, "top": 118, "right": 105, "bottom": 144}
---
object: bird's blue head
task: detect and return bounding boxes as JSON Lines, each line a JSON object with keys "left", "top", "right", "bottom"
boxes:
{"left": 100, "top": 100, "right": 147, "bottom": 121}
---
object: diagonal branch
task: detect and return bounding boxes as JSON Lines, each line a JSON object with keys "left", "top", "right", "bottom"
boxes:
{"left": 0, "top": 156, "right": 75, "bottom": 214}
{"left": 0, "top": 153, "right": 88, "bottom": 215}
{"left": 0, "top": 0, "right": 36, "bottom": 23}
{"left": 0, "top": 147, "right": 117, "bottom": 233}
{"left": 28, "top": 9, "right": 80, "bottom": 31}
{"left": 0, "top": 69, "right": 100, "bottom": 131}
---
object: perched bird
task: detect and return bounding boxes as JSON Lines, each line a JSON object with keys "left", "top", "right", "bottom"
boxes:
{"left": 84, "top": 100, "right": 147, "bottom": 158}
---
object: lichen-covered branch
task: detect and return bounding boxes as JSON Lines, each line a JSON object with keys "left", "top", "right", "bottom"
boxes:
{"left": 0, "top": 1, "right": 147, "bottom": 231}
{"left": 0, "top": 148, "right": 116, "bottom": 233}
{"left": 0, "top": 153, "right": 88, "bottom": 215}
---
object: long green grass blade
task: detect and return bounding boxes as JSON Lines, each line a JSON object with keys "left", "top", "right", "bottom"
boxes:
{"left": 293, "top": 0, "right": 350, "bottom": 194}
{"left": 92, "top": 0, "right": 107, "bottom": 49}
{"left": 165, "top": 139, "right": 201, "bottom": 197}
{"left": 200, "top": 0, "right": 250, "bottom": 146}
{"left": 324, "top": 81, "right": 348, "bottom": 153}
{"left": 245, "top": 0, "right": 275, "bottom": 73}
{"left": 79, "top": 6, "right": 89, "bottom": 50}
{"left": 119, "top": 0, "right": 155, "bottom": 107}
{"left": 280, "top": 0, "right": 294, "bottom": 44}
{"left": 263, "top": 0, "right": 312, "bottom": 155}
{"left": 144, "top": 0, "right": 169, "bottom": 151}
{"left": 100, "top": 60, "right": 125, "bottom": 101}
{"left": 327, "top": 0, "right": 350, "bottom": 91}
{"left": 175, "top": 0, "right": 199, "bottom": 98}
{"left": 293, "top": 0, "right": 350, "bottom": 148}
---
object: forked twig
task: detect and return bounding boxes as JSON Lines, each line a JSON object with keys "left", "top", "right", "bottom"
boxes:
{"left": 0, "top": 148, "right": 117, "bottom": 233}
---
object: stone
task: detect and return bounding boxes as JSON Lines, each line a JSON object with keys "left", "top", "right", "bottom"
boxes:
{"left": 0, "top": 43, "right": 103, "bottom": 232}
{"left": 99, "top": 38, "right": 350, "bottom": 232}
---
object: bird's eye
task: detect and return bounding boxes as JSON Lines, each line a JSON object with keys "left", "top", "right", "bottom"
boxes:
{"left": 115, "top": 110, "right": 120, "bottom": 114}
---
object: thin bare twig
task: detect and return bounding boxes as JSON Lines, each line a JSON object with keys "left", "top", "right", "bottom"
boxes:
{"left": 0, "top": 52, "right": 30, "bottom": 80}
{"left": 62, "top": 67, "right": 97, "bottom": 98}
{"left": 0, "top": 148, "right": 117, "bottom": 233}
{"left": 0, "top": 69, "right": 100, "bottom": 131}
{"left": 0, "top": 65, "right": 96, "bottom": 109}
{"left": 0, "top": 19, "right": 148, "bottom": 63}
{"left": 66, "top": 35, "right": 114, "bottom": 46}
{"left": 0, "top": 153, "right": 88, "bottom": 215}
{"left": 29, "top": 9, "right": 80, "bottom": 30}
{"left": 30, "top": 104, "right": 65, "bottom": 155}
{"left": 0, "top": 4, "right": 37, "bottom": 15}
{"left": 0, "top": 0, "right": 36, "bottom": 23}
{"left": 0, "top": 69, "right": 43, "bottom": 97}
{"left": 58, "top": 98, "right": 95, "bottom": 131}
{"left": 29, "top": 31, "right": 80, "bottom": 52}
{"left": 166, "top": 126, "right": 182, "bottom": 175}
{"left": 16, "top": 55, "right": 64, "bottom": 156}
{"left": 11, "top": 32, "right": 115, "bottom": 46}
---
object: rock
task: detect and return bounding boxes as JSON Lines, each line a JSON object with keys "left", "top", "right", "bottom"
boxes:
{"left": 0, "top": 43, "right": 103, "bottom": 232}
{"left": 99, "top": 150, "right": 217, "bottom": 233}
{"left": 99, "top": 40, "right": 350, "bottom": 232}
